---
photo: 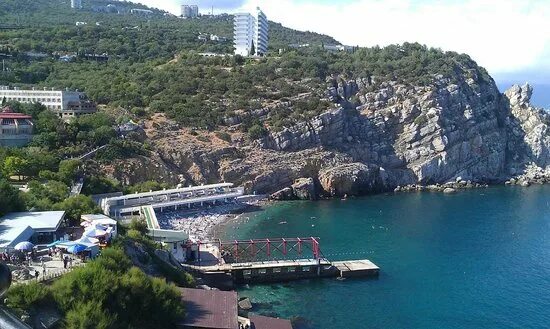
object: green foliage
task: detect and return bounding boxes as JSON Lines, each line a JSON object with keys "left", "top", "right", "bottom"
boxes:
{"left": 129, "top": 218, "right": 149, "bottom": 235}
{"left": 0, "top": 179, "right": 26, "bottom": 216}
{"left": 2, "top": 156, "right": 28, "bottom": 179}
{"left": 150, "top": 253, "right": 196, "bottom": 288}
{"left": 50, "top": 246, "right": 184, "bottom": 329}
{"left": 81, "top": 175, "right": 121, "bottom": 195}
{"left": 24, "top": 180, "right": 69, "bottom": 209}
{"left": 215, "top": 131, "right": 232, "bottom": 142}
{"left": 248, "top": 124, "right": 268, "bottom": 140}
{"left": 55, "top": 195, "right": 99, "bottom": 223}
{"left": 125, "top": 181, "right": 170, "bottom": 194}
{"left": 64, "top": 302, "right": 114, "bottom": 329}
{"left": 57, "top": 159, "right": 82, "bottom": 184}
{"left": 414, "top": 114, "right": 428, "bottom": 126}
{"left": 5, "top": 282, "right": 50, "bottom": 313}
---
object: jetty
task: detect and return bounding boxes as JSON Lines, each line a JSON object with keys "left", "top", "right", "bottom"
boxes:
{"left": 181, "top": 237, "right": 379, "bottom": 284}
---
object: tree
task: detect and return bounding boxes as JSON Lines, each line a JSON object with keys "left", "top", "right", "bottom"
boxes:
{"left": 0, "top": 179, "right": 25, "bottom": 216}
{"left": 56, "top": 195, "right": 99, "bottom": 224}
{"left": 51, "top": 247, "right": 184, "bottom": 329}
{"left": 57, "top": 159, "right": 82, "bottom": 184}
{"left": 5, "top": 282, "right": 50, "bottom": 314}
{"left": 3, "top": 156, "right": 28, "bottom": 180}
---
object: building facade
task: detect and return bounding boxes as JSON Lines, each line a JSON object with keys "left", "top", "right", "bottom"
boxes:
{"left": 0, "top": 107, "right": 33, "bottom": 147}
{"left": 71, "top": 0, "right": 82, "bottom": 9}
{"left": 181, "top": 5, "right": 199, "bottom": 18}
{"left": 234, "top": 7, "right": 268, "bottom": 56}
{"left": 0, "top": 86, "right": 97, "bottom": 119}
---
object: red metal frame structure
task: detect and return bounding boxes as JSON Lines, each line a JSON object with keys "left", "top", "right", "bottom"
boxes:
{"left": 216, "top": 237, "right": 322, "bottom": 263}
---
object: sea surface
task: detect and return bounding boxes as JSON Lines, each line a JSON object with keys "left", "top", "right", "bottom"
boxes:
{"left": 223, "top": 185, "right": 550, "bottom": 329}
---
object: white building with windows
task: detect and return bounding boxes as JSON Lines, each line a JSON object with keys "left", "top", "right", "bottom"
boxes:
{"left": 181, "top": 5, "right": 199, "bottom": 18}
{"left": 71, "top": 0, "right": 82, "bottom": 9}
{"left": 234, "top": 7, "right": 268, "bottom": 56}
{"left": 0, "top": 86, "right": 97, "bottom": 119}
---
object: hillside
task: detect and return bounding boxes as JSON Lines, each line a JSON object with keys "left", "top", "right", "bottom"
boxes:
{"left": 0, "top": 0, "right": 548, "bottom": 200}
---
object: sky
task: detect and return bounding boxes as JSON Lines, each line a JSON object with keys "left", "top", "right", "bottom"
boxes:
{"left": 128, "top": 0, "right": 550, "bottom": 83}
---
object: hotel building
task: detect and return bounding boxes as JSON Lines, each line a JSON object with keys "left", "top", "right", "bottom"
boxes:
{"left": 234, "top": 7, "right": 268, "bottom": 56}
{"left": 0, "top": 86, "right": 97, "bottom": 119}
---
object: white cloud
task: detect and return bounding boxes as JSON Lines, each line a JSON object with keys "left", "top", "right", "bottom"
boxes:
{"left": 129, "top": 0, "right": 550, "bottom": 75}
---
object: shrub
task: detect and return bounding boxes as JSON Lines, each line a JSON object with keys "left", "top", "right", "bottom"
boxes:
{"left": 6, "top": 282, "right": 50, "bottom": 313}
{"left": 248, "top": 124, "right": 268, "bottom": 140}
{"left": 215, "top": 131, "right": 232, "bottom": 143}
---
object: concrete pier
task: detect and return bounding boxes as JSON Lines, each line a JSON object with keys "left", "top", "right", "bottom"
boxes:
{"left": 182, "top": 258, "right": 380, "bottom": 284}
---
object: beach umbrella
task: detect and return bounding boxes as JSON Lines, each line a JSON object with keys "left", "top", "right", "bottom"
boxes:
{"left": 14, "top": 241, "right": 34, "bottom": 251}
{"left": 67, "top": 244, "right": 87, "bottom": 254}
{"left": 83, "top": 228, "right": 107, "bottom": 237}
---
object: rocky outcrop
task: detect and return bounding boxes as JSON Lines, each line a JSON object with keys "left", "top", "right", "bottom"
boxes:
{"left": 319, "top": 163, "right": 384, "bottom": 196}
{"left": 99, "top": 74, "right": 549, "bottom": 197}
{"left": 504, "top": 83, "right": 550, "bottom": 170}
{"left": 292, "top": 177, "right": 317, "bottom": 200}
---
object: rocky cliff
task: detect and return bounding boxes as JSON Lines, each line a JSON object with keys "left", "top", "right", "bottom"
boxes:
{"left": 100, "top": 72, "right": 550, "bottom": 198}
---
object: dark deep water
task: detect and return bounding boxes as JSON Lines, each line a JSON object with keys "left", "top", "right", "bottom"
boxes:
{"left": 224, "top": 185, "right": 550, "bottom": 329}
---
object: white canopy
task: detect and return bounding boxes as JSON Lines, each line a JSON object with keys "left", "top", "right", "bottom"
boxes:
{"left": 78, "top": 236, "right": 99, "bottom": 244}
{"left": 83, "top": 228, "right": 107, "bottom": 237}
{"left": 92, "top": 218, "right": 117, "bottom": 226}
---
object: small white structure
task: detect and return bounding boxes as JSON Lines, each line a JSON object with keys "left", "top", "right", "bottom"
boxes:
{"left": 234, "top": 7, "right": 268, "bottom": 56}
{"left": 81, "top": 214, "right": 118, "bottom": 239}
{"left": 0, "top": 211, "right": 66, "bottom": 252}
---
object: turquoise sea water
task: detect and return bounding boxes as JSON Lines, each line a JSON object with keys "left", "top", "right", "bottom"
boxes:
{"left": 223, "top": 186, "right": 550, "bottom": 329}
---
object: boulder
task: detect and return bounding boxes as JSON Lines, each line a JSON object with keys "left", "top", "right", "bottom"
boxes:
{"left": 238, "top": 297, "right": 253, "bottom": 310}
{"left": 291, "top": 177, "right": 317, "bottom": 200}
{"left": 270, "top": 187, "right": 294, "bottom": 200}
{"left": 318, "top": 163, "right": 383, "bottom": 196}
{"left": 443, "top": 187, "right": 456, "bottom": 194}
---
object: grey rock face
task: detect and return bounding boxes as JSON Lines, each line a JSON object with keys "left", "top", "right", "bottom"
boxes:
{"left": 318, "top": 163, "right": 384, "bottom": 196}
{"left": 292, "top": 177, "right": 317, "bottom": 200}
{"left": 106, "top": 74, "right": 549, "bottom": 198}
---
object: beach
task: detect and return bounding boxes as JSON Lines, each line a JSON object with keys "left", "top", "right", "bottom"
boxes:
{"left": 155, "top": 201, "right": 265, "bottom": 241}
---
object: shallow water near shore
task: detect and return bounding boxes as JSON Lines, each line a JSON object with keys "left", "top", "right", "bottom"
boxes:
{"left": 223, "top": 185, "right": 550, "bottom": 329}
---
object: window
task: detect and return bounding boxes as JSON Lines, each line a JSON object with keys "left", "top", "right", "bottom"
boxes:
{"left": 173, "top": 243, "right": 177, "bottom": 250}
{"left": 273, "top": 268, "right": 281, "bottom": 273}
{"left": 302, "top": 266, "right": 310, "bottom": 272}
{"left": 259, "top": 269, "right": 267, "bottom": 274}
{"left": 288, "top": 267, "right": 295, "bottom": 273}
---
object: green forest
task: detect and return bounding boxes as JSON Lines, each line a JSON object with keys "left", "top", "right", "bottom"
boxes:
{"left": 0, "top": 0, "right": 491, "bottom": 130}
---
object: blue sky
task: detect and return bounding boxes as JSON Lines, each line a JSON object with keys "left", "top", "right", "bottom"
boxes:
{"left": 130, "top": 1, "right": 550, "bottom": 84}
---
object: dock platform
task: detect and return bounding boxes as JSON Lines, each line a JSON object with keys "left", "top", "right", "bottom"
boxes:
{"left": 182, "top": 258, "right": 379, "bottom": 284}
{"left": 332, "top": 259, "right": 380, "bottom": 278}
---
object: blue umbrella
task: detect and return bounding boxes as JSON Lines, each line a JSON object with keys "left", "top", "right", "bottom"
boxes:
{"left": 14, "top": 241, "right": 34, "bottom": 251}
{"left": 67, "top": 244, "right": 87, "bottom": 254}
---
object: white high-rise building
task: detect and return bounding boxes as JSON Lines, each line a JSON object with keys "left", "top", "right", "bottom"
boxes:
{"left": 234, "top": 7, "right": 268, "bottom": 56}
{"left": 181, "top": 5, "right": 199, "bottom": 18}
{"left": 71, "top": 0, "right": 82, "bottom": 9}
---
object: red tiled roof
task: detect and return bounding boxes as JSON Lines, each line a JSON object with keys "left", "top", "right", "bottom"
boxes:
{"left": 0, "top": 107, "right": 32, "bottom": 119}
{"left": 178, "top": 288, "right": 238, "bottom": 329}
{"left": 250, "top": 315, "right": 293, "bottom": 329}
